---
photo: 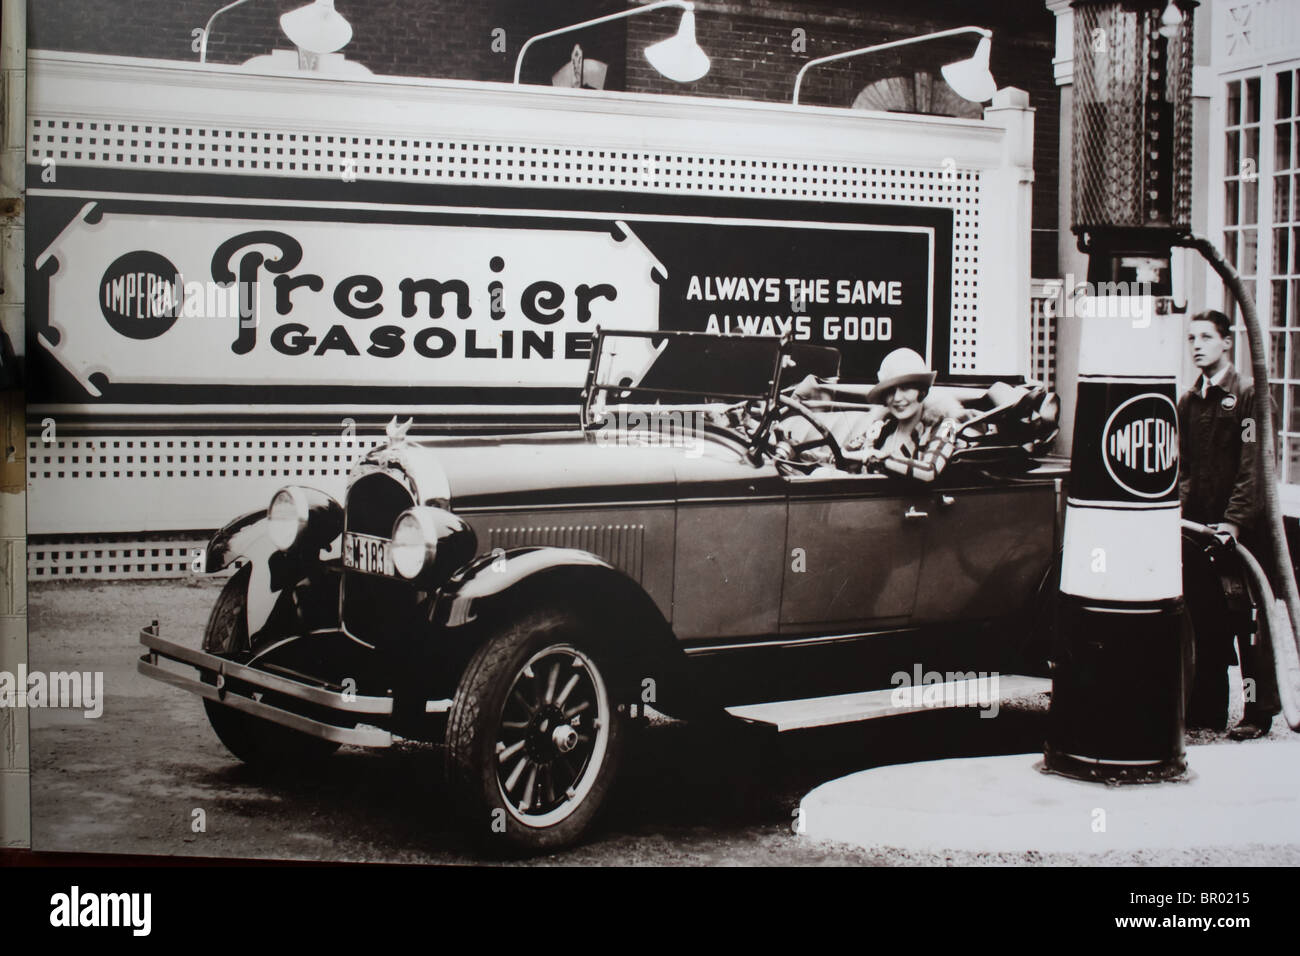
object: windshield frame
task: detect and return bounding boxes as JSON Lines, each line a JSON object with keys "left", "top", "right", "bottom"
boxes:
{"left": 580, "top": 328, "right": 788, "bottom": 460}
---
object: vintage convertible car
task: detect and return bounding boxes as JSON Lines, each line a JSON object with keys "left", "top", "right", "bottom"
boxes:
{"left": 138, "top": 329, "right": 1069, "bottom": 852}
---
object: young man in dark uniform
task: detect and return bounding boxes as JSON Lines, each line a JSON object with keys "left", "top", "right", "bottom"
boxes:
{"left": 1178, "top": 309, "right": 1281, "bottom": 739}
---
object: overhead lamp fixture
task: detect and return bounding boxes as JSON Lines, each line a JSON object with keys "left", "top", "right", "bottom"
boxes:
{"left": 643, "top": 9, "right": 709, "bottom": 83}
{"left": 1159, "top": 1, "right": 1185, "bottom": 39}
{"left": 198, "top": 0, "right": 353, "bottom": 65}
{"left": 514, "top": 0, "right": 710, "bottom": 86}
{"left": 793, "top": 26, "right": 996, "bottom": 107}
{"left": 199, "top": 0, "right": 258, "bottom": 64}
{"left": 940, "top": 36, "right": 996, "bottom": 104}
{"left": 280, "top": 0, "right": 353, "bottom": 55}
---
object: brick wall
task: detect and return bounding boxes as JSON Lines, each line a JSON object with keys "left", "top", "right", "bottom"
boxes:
{"left": 626, "top": 0, "right": 1058, "bottom": 277}
{"left": 27, "top": 0, "right": 627, "bottom": 81}
{"left": 27, "top": 0, "right": 1058, "bottom": 274}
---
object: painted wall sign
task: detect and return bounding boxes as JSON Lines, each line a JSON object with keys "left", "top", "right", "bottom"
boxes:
{"left": 636, "top": 218, "right": 935, "bottom": 382}
{"left": 29, "top": 193, "right": 949, "bottom": 404}
{"left": 39, "top": 205, "right": 661, "bottom": 395}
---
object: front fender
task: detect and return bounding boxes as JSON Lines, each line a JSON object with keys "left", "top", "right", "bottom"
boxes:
{"left": 204, "top": 509, "right": 266, "bottom": 574}
{"left": 204, "top": 511, "right": 280, "bottom": 639}
{"left": 436, "top": 547, "right": 613, "bottom": 628}
{"left": 203, "top": 499, "right": 340, "bottom": 641}
{"left": 433, "top": 546, "right": 699, "bottom": 714}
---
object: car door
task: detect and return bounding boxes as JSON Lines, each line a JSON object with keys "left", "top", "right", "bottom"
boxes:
{"left": 910, "top": 481, "right": 1057, "bottom": 624}
{"left": 779, "top": 472, "right": 930, "bottom": 634}
{"left": 671, "top": 466, "right": 789, "bottom": 642}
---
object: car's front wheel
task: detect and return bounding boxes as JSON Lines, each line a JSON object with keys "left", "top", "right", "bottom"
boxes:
{"left": 445, "top": 608, "right": 625, "bottom": 853}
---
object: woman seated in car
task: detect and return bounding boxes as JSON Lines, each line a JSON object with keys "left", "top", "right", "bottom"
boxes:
{"left": 842, "top": 347, "right": 964, "bottom": 482}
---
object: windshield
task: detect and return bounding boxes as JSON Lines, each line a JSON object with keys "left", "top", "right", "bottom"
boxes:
{"left": 586, "top": 330, "right": 783, "bottom": 404}
{"left": 580, "top": 330, "right": 850, "bottom": 458}
{"left": 579, "top": 330, "right": 785, "bottom": 452}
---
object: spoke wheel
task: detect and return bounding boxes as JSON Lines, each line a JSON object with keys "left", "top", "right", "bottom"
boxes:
{"left": 494, "top": 645, "right": 610, "bottom": 827}
{"left": 446, "top": 609, "right": 625, "bottom": 853}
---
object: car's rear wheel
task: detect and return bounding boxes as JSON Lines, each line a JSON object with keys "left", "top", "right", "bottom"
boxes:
{"left": 445, "top": 608, "right": 626, "bottom": 853}
{"left": 201, "top": 566, "right": 340, "bottom": 768}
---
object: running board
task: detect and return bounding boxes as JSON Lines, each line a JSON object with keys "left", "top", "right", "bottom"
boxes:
{"left": 724, "top": 675, "right": 1050, "bottom": 732}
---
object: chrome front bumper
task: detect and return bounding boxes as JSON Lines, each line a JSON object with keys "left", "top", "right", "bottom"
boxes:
{"left": 138, "top": 622, "right": 395, "bottom": 748}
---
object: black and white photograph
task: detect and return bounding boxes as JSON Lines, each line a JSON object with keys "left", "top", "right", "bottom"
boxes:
{"left": 1, "top": 0, "right": 1298, "bottom": 895}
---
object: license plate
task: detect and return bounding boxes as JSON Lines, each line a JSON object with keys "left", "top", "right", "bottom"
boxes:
{"left": 343, "top": 532, "right": 393, "bottom": 576}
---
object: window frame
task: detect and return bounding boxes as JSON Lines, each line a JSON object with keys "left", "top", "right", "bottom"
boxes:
{"left": 1210, "top": 61, "right": 1300, "bottom": 483}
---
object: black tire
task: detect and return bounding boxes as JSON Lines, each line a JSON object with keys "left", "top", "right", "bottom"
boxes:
{"left": 201, "top": 567, "right": 341, "bottom": 768}
{"left": 445, "top": 607, "right": 626, "bottom": 853}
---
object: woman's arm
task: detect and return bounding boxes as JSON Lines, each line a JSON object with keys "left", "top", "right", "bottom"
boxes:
{"left": 878, "top": 418, "right": 960, "bottom": 482}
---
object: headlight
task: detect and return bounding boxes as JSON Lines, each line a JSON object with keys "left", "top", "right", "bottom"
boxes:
{"left": 391, "top": 508, "right": 439, "bottom": 580}
{"left": 267, "top": 487, "right": 309, "bottom": 551}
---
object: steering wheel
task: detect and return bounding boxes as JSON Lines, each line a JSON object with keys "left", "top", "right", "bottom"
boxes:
{"left": 763, "top": 394, "right": 849, "bottom": 472}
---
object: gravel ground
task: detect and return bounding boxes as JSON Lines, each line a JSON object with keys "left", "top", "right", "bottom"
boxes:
{"left": 23, "top": 578, "right": 1300, "bottom": 866}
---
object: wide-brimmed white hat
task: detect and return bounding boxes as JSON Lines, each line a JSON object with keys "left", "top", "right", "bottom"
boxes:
{"left": 866, "top": 348, "right": 936, "bottom": 404}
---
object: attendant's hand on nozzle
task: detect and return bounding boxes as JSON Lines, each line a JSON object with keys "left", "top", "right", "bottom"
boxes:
{"left": 1208, "top": 522, "right": 1239, "bottom": 547}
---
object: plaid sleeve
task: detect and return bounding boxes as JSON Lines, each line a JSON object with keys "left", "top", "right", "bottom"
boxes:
{"left": 880, "top": 418, "right": 959, "bottom": 482}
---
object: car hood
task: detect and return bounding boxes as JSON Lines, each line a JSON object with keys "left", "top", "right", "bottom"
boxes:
{"left": 360, "top": 429, "right": 779, "bottom": 510}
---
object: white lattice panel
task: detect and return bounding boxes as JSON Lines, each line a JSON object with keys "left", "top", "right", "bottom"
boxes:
{"left": 28, "top": 533, "right": 220, "bottom": 580}
{"left": 1030, "top": 283, "right": 1058, "bottom": 390}
{"left": 27, "top": 434, "right": 363, "bottom": 482}
{"left": 27, "top": 435, "right": 358, "bottom": 537}
{"left": 27, "top": 124, "right": 983, "bottom": 369}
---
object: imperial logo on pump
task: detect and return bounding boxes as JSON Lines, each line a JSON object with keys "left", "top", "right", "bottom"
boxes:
{"left": 1101, "top": 393, "right": 1179, "bottom": 499}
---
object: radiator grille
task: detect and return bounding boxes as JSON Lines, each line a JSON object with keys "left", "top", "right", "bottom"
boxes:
{"left": 341, "top": 471, "right": 416, "bottom": 644}
{"left": 344, "top": 471, "right": 414, "bottom": 537}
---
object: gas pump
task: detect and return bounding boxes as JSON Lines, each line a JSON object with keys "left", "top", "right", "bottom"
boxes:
{"left": 1044, "top": 0, "right": 1196, "bottom": 781}
{"left": 1047, "top": 0, "right": 1300, "bottom": 783}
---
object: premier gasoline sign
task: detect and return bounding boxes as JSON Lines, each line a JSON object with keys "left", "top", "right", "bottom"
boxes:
{"left": 39, "top": 205, "right": 664, "bottom": 396}
{"left": 29, "top": 194, "right": 948, "bottom": 403}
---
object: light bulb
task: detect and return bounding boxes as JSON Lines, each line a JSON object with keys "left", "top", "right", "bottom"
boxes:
{"left": 1159, "top": 2, "right": 1183, "bottom": 40}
